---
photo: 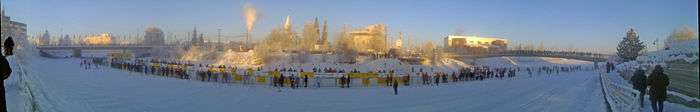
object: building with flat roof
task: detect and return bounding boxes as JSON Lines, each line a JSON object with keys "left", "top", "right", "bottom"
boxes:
{"left": 444, "top": 35, "right": 508, "bottom": 51}
{"left": 143, "top": 26, "right": 165, "bottom": 45}
{"left": 349, "top": 24, "right": 387, "bottom": 53}
{"left": 1, "top": 7, "right": 27, "bottom": 41}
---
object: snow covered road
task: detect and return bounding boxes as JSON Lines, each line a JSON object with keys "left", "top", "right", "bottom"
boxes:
{"left": 6, "top": 57, "right": 611, "bottom": 112}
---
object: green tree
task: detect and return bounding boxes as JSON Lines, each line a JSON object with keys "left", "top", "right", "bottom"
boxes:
{"left": 616, "top": 28, "right": 645, "bottom": 62}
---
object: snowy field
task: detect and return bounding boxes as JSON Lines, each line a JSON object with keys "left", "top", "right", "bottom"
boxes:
{"left": 4, "top": 54, "right": 613, "bottom": 112}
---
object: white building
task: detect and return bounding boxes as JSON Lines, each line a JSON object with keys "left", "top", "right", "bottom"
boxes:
{"left": 444, "top": 35, "right": 508, "bottom": 50}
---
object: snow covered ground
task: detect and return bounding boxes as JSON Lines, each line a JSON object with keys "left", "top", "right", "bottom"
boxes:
{"left": 5, "top": 55, "right": 613, "bottom": 112}
{"left": 604, "top": 71, "right": 699, "bottom": 112}
{"left": 5, "top": 56, "right": 29, "bottom": 112}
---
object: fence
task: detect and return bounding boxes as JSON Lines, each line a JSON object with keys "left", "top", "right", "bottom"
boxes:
{"left": 599, "top": 72, "right": 642, "bottom": 112}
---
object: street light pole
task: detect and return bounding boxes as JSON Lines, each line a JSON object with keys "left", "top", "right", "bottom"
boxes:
{"left": 217, "top": 26, "right": 222, "bottom": 44}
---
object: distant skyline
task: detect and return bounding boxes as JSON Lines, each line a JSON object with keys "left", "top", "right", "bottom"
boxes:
{"left": 2, "top": 0, "right": 698, "bottom": 53}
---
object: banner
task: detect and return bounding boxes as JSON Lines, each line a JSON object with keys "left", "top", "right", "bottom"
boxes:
{"left": 110, "top": 53, "right": 132, "bottom": 59}
{"left": 152, "top": 63, "right": 161, "bottom": 68}
{"left": 209, "top": 68, "right": 225, "bottom": 72}
{"left": 376, "top": 77, "right": 386, "bottom": 84}
{"left": 234, "top": 74, "right": 243, "bottom": 81}
{"left": 362, "top": 78, "right": 370, "bottom": 87}
{"left": 284, "top": 77, "right": 292, "bottom": 85}
{"left": 300, "top": 72, "right": 314, "bottom": 78}
{"left": 268, "top": 71, "right": 281, "bottom": 77}
{"left": 256, "top": 76, "right": 266, "bottom": 84}
{"left": 348, "top": 73, "right": 378, "bottom": 78}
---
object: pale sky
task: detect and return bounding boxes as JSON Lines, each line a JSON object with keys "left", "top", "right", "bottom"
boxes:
{"left": 3, "top": 0, "right": 698, "bottom": 53}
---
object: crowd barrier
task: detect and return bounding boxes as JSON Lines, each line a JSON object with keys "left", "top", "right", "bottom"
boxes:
{"left": 599, "top": 72, "right": 642, "bottom": 112}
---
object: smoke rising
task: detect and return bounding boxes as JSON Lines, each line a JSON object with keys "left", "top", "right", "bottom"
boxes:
{"left": 243, "top": 2, "right": 258, "bottom": 33}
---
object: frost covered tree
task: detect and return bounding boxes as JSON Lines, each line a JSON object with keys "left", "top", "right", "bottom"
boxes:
{"left": 616, "top": 28, "right": 645, "bottom": 62}
{"left": 300, "top": 18, "right": 321, "bottom": 51}
{"left": 369, "top": 30, "right": 388, "bottom": 53}
{"left": 334, "top": 25, "right": 357, "bottom": 63}
{"left": 514, "top": 43, "right": 523, "bottom": 51}
{"left": 525, "top": 41, "right": 534, "bottom": 51}
{"left": 420, "top": 41, "right": 438, "bottom": 64}
{"left": 254, "top": 26, "right": 296, "bottom": 63}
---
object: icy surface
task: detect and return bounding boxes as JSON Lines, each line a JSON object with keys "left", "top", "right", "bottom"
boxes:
{"left": 9, "top": 56, "right": 609, "bottom": 112}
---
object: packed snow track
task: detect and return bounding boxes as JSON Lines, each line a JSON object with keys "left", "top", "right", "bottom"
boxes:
{"left": 6, "top": 57, "right": 610, "bottom": 112}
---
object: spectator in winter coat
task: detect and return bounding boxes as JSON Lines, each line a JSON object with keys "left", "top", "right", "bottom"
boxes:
{"left": 631, "top": 67, "right": 648, "bottom": 108}
{"left": 279, "top": 75, "right": 286, "bottom": 87}
{"left": 303, "top": 75, "right": 308, "bottom": 88}
{"left": 346, "top": 75, "right": 351, "bottom": 88}
{"left": 339, "top": 76, "right": 345, "bottom": 88}
{"left": 315, "top": 76, "right": 321, "bottom": 88}
{"left": 647, "top": 65, "right": 669, "bottom": 112}
{"left": 393, "top": 79, "right": 398, "bottom": 95}
{"left": 290, "top": 75, "right": 296, "bottom": 89}
{"left": 434, "top": 74, "right": 440, "bottom": 86}
{"left": 1, "top": 37, "right": 15, "bottom": 112}
{"left": 3, "top": 37, "right": 14, "bottom": 56}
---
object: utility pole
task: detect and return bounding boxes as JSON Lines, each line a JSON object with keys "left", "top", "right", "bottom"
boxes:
{"left": 217, "top": 26, "right": 222, "bottom": 44}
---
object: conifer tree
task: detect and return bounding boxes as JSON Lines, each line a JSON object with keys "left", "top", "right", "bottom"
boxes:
{"left": 616, "top": 28, "right": 645, "bottom": 62}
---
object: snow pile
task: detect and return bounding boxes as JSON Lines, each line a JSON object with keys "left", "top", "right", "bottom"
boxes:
{"left": 213, "top": 50, "right": 258, "bottom": 67}
{"left": 616, "top": 39, "right": 698, "bottom": 72}
{"left": 474, "top": 57, "right": 592, "bottom": 68}
{"left": 636, "top": 39, "right": 699, "bottom": 64}
{"left": 435, "top": 58, "right": 472, "bottom": 73}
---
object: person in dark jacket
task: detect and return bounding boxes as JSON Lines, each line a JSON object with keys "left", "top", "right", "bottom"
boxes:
{"left": 647, "top": 65, "right": 669, "bottom": 112}
{"left": 1, "top": 37, "right": 15, "bottom": 112}
{"left": 345, "top": 75, "right": 351, "bottom": 88}
{"left": 631, "top": 67, "right": 648, "bottom": 108}
{"left": 434, "top": 74, "right": 440, "bottom": 86}
{"left": 392, "top": 79, "right": 398, "bottom": 95}
{"left": 3, "top": 37, "right": 13, "bottom": 56}
{"left": 303, "top": 75, "right": 308, "bottom": 88}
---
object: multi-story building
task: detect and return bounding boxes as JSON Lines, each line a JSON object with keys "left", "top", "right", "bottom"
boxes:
{"left": 349, "top": 24, "right": 387, "bottom": 53}
{"left": 37, "top": 30, "right": 51, "bottom": 45}
{"left": 444, "top": 35, "right": 508, "bottom": 51}
{"left": 189, "top": 27, "right": 204, "bottom": 46}
{"left": 1, "top": 8, "right": 27, "bottom": 42}
{"left": 58, "top": 35, "right": 72, "bottom": 45}
{"left": 143, "top": 26, "right": 165, "bottom": 46}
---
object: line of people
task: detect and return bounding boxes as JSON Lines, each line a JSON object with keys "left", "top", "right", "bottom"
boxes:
{"left": 79, "top": 59, "right": 102, "bottom": 70}
{"left": 97, "top": 58, "right": 594, "bottom": 90}
{"left": 271, "top": 74, "right": 322, "bottom": 89}
{"left": 107, "top": 59, "right": 189, "bottom": 79}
